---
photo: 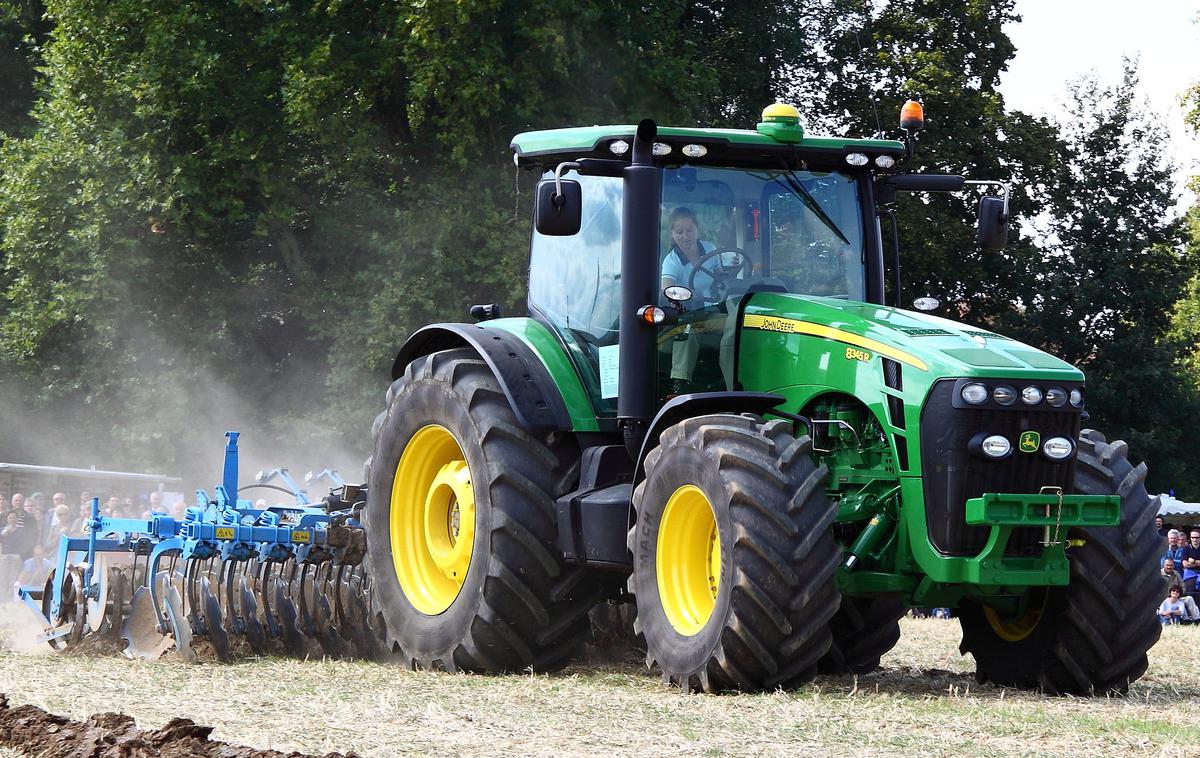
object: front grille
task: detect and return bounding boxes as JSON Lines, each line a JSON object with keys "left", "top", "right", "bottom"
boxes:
{"left": 919, "top": 379, "right": 1082, "bottom": 556}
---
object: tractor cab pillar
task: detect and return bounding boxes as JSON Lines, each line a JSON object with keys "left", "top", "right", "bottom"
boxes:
{"left": 618, "top": 120, "right": 663, "bottom": 457}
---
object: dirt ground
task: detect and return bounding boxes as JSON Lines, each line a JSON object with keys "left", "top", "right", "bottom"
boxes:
{"left": 0, "top": 606, "right": 1193, "bottom": 758}
{"left": 0, "top": 694, "right": 355, "bottom": 757}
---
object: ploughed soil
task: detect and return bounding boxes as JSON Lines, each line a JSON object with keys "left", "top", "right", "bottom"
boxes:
{"left": 0, "top": 694, "right": 357, "bottom": 758}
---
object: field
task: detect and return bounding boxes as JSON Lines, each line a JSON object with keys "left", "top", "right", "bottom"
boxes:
{"left": 0, "top": 611, "right": 1192, "bottom": 757}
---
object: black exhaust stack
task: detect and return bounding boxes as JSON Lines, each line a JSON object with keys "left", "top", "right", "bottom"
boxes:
{"left": 618, "top": 119, "right": 662, "bottom": 458}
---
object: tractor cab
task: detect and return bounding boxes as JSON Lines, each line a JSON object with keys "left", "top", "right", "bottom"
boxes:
{"left": 515, "top": 107, "right": 899, "bottom": 416}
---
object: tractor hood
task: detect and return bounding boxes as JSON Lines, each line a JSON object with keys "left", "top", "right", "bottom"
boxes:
{"left": 742, "top": 293, "right": 1082, "bottom": 380}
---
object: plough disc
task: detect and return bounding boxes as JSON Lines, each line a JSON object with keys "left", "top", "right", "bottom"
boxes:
{"left": 237, "top": 572, "right": 268, "bottom": 654}
{"left": 86, "top": 555, "right": 109, "bottom": 634}
{"left": 200, "top": 575, "right": 232, "bottom": 662}
{"left": 272, "top": 573, "right": 306, "bottom": 658}
{"left": 163, "top": 582, "right": 196, "bottom": 663}
{"left": 122, "top": 585, "right": 171, "bottom": 661}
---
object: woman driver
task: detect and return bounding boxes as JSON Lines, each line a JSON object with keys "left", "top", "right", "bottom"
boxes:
{"left": 661, "top": 207, "right": 741, "bottom": 393}
{"left": 660, "top": 207, "right": 718, "bottom": 297}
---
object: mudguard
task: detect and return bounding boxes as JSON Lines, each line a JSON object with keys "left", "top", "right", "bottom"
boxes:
{"left": 633, "top": 391, "right": 789, "bottom": 484}
{"left": 392, "top": 323, "right": 572, "bottom": 432}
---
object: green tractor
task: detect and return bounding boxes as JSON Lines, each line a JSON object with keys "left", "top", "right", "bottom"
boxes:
{"left": 363, "top": 101, "right": 1162, "bottom": 694}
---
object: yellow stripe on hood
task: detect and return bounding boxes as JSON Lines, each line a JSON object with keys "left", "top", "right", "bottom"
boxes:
{"left": 742, "top": 314, "right": 929, "bottom": 371}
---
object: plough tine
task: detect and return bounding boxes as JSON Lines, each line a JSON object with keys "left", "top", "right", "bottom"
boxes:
{"left": 222, "top": 559, "right": 246, "bottom": 639}
{"left": 273, "top": 575, "right": 305, "bottom": 658}
{"left": 258, "top": 562, "right": 281, "bottom": 641}
{"left": 335, "top": 568, "right": 372, "bottom": 660}
{"left": 200, "top": 575, "right": 232, "bottom": 662}
{"left": 304, "top": 564, "right": 342, "bottom": 658}
{"left": 163, "top": 583, "right": 197, "bottom": 663}
{"left": 237, "top": 571, "right": 267, "bottom": 654}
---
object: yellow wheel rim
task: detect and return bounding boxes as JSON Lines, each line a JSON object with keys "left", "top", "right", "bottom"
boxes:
{"left": 391, "top": 424, "right": 477, "bottom": 615}
{"left": 982, "top": 591, "right": 1047, "bottom": 642}
{"left": 657, "top": 484, "right": 721, "bottom": 636}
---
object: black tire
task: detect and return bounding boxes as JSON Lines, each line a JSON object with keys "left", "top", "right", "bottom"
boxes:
{"left": 364, "top": 348, "right": 601, "bottom": 672}
{"left": 819, "top": 596, "right": 905, "bottom": 675}
{"left": 958, "top": 429, "right": 1163, "bottom": 694}
{"left": 629, "top": 414, "right": 841, "bottom": 692}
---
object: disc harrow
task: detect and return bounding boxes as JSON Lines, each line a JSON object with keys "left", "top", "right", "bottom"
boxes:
{"left": 18, "top": 431, "right": 389, "bottom": 663}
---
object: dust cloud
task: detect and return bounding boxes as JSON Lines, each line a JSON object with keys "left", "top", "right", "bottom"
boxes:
{"left": 0, "top": 601, "right": 50, "bottom": 655}
{"left": 0, "top": 334, "right": 384, "bottom": 499}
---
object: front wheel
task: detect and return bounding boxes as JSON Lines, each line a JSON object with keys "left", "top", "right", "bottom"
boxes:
{"left": 958, "top": 429, "right": 1163, "bottom": 694}
{"left": 819, "top": 596, "right": 905, "bottom": 675}
{"left": 629, "top": 414, "right": 840, "bottom": 692}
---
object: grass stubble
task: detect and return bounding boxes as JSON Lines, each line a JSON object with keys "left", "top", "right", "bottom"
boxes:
{"left": 0, "top": 606, "right": 1192, "bottom": 758}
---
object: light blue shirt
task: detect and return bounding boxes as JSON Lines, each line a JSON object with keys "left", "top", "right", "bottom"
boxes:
{"left": 662, "top": 241, "right": 726, "bottom": 300}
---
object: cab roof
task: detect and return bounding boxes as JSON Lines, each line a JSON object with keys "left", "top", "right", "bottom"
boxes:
{"left": 509, "top": 125, "right": 905, "bottom": 168}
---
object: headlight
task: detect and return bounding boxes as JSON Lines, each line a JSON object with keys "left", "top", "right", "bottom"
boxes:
{"left": 968, "top": 433, "right": 1013, "bottom": 460}
{"left": 992, "top": 385, "right": 1017, "bottom": 406}
{"left": 1045, "top": 387, "right": 1068, "bottom": 407}
{"left": 1021, "top": 386, "right": 1043, "bottom": 405}
{"left": 961, "top": 383, "right": 988, "bottom": 404}
{"left": 1069, "top": 388, "right": 1083, "bottom": 407}
{"left": 1043, "top": 436, "right": 1074, "bottom": 461}
{"left": 845, "top": 152, "right": 869, "bottom": 166}
{"left": 981, "top": 435, "right": 1012, "bottom": 458}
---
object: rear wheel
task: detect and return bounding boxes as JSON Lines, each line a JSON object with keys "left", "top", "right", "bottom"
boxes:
{"left": 958, "top": 429, "right": 1163, "bottom": 694}
{"left": 629, "top": 414, "right": 840, "bottom": 692}
{"left": 364, "top": 348, "right": 600, "bottom": 672}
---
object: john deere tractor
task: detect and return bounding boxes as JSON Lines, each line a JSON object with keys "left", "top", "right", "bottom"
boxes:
{"left": 363, "top": 102, "right": 1161, "bottom": 694}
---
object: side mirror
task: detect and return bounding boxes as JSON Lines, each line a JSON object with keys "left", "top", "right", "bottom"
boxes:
{"left": 534, "top": 178, "right": 581, "bottom": 236}
{"left": 977, "top": 195, "right": 1008, "bottom": 251}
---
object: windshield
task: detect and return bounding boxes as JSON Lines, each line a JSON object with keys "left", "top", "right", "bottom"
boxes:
{"left": 660, "top": 165, "right": 865, "bottom": 302}
{"left": 528, "top": 165, "right": 866, "bottom": 415}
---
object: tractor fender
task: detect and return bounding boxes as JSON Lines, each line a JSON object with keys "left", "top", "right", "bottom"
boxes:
{"left": 633, "top": 391, "right": 789, "bottom": 485}
{"left": 392, "top": 323, "right": 571, "bottom": 432}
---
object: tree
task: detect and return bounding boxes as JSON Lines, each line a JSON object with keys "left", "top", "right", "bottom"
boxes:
{"left": 1024, "top": 63, "right": 1197, "bottom": 495}
{"left": 0, "top": 0, "right": 820, "bottom": 479}
{"left": 786, "top": 0, "right": 1063, "bottom": 330}
{"left": 1169, "top": 204, "right": 1200, "bottom": 392}
{"left": 1165, "top": 79, "right": 1200, "bottom": 496}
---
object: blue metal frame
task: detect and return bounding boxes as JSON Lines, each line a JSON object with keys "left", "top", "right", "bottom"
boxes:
{"left": 18, "top": 431, "right": 360, "bottom": 639}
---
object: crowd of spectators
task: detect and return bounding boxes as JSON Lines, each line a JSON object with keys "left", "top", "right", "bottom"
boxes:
{"left": 0, "top": 488, "right": 187, "bottom": 594}
{"left": 1157, "top": 515, "right": 1200, "bottom": 624}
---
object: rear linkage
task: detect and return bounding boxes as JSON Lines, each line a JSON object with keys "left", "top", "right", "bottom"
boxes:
{"left": 17, "top": 431, "right": 388, "bottom": 663}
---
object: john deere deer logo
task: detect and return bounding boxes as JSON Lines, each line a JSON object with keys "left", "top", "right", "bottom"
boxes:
{"left": 1018, "top": 431, "right": 1040, "bottom": 453}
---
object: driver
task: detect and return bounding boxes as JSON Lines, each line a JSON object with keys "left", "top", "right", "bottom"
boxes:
{"left": 660, "top": 207, "right": 740, "bottom": 393}
{"left": 661, "top": 207, "right": 718, "bottom": 300}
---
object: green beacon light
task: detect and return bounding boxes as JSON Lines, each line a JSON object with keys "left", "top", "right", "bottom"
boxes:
{"left": 756, "top": 102, "right": 804, "bottom": 143}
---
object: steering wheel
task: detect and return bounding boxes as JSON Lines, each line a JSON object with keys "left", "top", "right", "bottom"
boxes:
{"left": 687, "top": 248, "right": 752, "bottom": 302}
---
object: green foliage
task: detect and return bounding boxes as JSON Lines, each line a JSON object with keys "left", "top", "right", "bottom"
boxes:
{"left": 0, "top": 0, "right": 1195, "bottom": 500}
{"left": 0, "top": 0, "right": 805, "bottom": 477}
{"left": 1023, "top": 64, "right": 1197, "bottom": 494}
{"left": 1167, "top": 205, "right": 1200, "bottom": 456}
{"left": 793, "top": 0, "right": 1062, "bottom": 331}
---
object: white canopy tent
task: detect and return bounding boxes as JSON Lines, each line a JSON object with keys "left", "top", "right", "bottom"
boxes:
{"left": 1158, "top": 493, "right": 1200, "bottom": 521}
